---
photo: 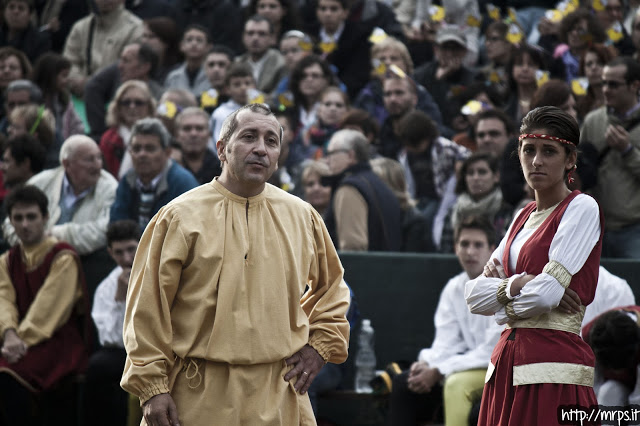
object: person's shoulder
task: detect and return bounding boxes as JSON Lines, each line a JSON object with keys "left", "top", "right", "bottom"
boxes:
{"left": 120, "top": 7, "right": 143, "bottom": 24}
{"left": 70, "top": 14, "right": 93, "bottom": 30}
{"left": 28, "top": 167, "right": 62, "bottom": 187}
{"left": 97, "top": 169, "right": 118, "bottom": 188}
{"left": 265, "top": 183, "right": 310, "bottom": 208}
{"left": 168, "top": 161, "right": 199, "bottom": 185}
{"left": 570, "top": 192, "right": 599, "bottom": 211}
{"left": 582, "top": 106, "right": 607, "bottom": 123}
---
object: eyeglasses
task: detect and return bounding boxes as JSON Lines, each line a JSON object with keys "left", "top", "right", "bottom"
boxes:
{"left": 325, "top": 148, "right": 349, "bottom": 157}
{"left": 601, "top": 79, "right": 627, "bottom": 89}
{"left": 118, "top": 98, "right": 147, "bottom": 107}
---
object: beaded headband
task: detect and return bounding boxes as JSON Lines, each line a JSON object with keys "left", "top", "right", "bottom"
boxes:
{"left": 518, "top": 133, "right": 576, "bottom": 146}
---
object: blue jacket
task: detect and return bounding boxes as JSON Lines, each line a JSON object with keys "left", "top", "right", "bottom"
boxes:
{"left": 109, "top": 160, "right": 199, "bottom": 231}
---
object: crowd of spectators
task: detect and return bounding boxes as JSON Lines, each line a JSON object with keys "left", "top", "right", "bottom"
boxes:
{"left": 0, "top": 0, "right": 639, "bottom": 423}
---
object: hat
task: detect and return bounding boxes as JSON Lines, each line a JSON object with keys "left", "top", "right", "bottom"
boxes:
{"left": 436, "top": 25, "right": 467, "bottom": 48}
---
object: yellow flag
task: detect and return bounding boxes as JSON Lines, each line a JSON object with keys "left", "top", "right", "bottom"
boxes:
{"left": 506, "top": 23, "right": 524, "bottom": 44}
{"left": 607, "top": 21, "right": 623, "bottom": 43}
{"left": 372, "top": 58, "right": 387, "bottom": 76}
{"left": 486, "top": 4, "right": 501, "bottom": 21}
{"left": 319, "top": 41, "right": 337, "bottom": 54}
{"left": 369, "top": 27, "right": 389, "bottom": 44}
{"left": 536, "top": 70, "right": 550, "bottom": 87}
{"left": 592, "top": 0, "right": 606, "bottom": 12}
{"left": 156, "top": 101, "right": 178, "bottom": 119}
{"left": 429, "top": 5, "right": 445, "bottom": 22}
{"left": 545, "top": 9, "right": 563, "bottom": 23}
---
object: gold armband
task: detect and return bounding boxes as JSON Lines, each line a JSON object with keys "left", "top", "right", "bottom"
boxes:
{"left": 542, "top": 261, "right": 572, "bottom": 289}
{"left": 505, "top": 302, "right": 522, "bottom": 321}
{"left": 496, "top": 279, "right": 511, "bottom": 305}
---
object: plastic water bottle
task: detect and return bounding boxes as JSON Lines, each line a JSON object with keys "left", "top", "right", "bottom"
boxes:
{"left": 355, "top": 319, "right": 376, "bottom": 393}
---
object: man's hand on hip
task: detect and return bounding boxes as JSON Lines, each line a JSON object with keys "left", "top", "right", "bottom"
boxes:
{"left": 284, "top": 344, "right": 325, "bottom": 395}
{"left": 143, "top": 393, "right": 180, "bottom": 426}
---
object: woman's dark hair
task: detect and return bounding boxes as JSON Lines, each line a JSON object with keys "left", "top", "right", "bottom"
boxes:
{"left": 520, "top": 106, "right": 580, "bottom": 151}
{"left": 32, "top": 53, "right": 71, "bottom": 106}
{"left": 245, "top": 0, "right": 302, "bottom": 37}
{"left": 589, "top": 310, "right": 640, "bottom": 370}
{"left": 144, "top": 17, "right": 182, "bottom": 68}
{"left": 289, "top": 55, "right": 336, "bottom": 109}
{"left": 530, "top": 79, "right": 572, "bottom": 111}
{"left": 559, "top": 9, "right": 606, "bottom": 45}
{"left": 508, "top": 44, "right": 547, "bottom": 91}
{"left": 455, "top": 82, "right": 505, "bottom": 109}
{"left": 0, "top": 47, "right": 31, "bottom": 81}
{"left": 455, "top": 152, "right": 499, "bottom": 194}
{"left": 578, "top": 43, "right": 617, "bottom": 76}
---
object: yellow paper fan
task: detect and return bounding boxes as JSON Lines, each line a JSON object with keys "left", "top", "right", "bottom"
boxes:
{"left": 156, "top": 101, "right": 178, "bottom": 119}
{"left": 248, "top": 89, "right": 265, "bottom": 104}
{"left": 536, "top": 70, "right": 550, "bottom": 87}
{"left": 461, "top": 100, "right": 484, "bottom": 115}
{"left": 369, "top": 27, "right": 389, "bottom": 44}
{"left": 278, "top": 92, "right": 295, "bottom": 108}
{"left": 506, "top": 23, "right": 523, "bottom": 44}
{"left": 592, "top": 0, "right": 606, "bottom": 12}
{"left": 607, "top": 22, "right": 623, "bottom": 43}
{"left": 486, "top": 4, "right": 501, "bottom": 21}
{"left": 298, "top": 39, "right": 313, "bottom": 52}
{"left": 372, "top": 58, "right": 387, "bottom": 76}
{"left": 467, "top": 13, "right": 481, "bottom": 28}
{"left": 545, "top": 9, "right": 563, "bottom": 23}
{"left": 200, "top": 88, "right": 219, "bottom": 108}
{"left": 319, "top": 41, "right": 337, "bottom": 54}
{"left": 429, "top": 5, "right": 445, "bottom": 22}
{"left": 389, "top": 64, "right": 407, "bottom": 79}
{"left": 571, "top": 78, "right": 589, "bottom": 96}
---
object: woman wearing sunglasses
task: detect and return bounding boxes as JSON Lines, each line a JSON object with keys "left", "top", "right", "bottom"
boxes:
{"left": 466, "top": 106, "right": 603, "bottom": 425}
{"left": 99, "top": 80, "right": 156, "bottom": 179}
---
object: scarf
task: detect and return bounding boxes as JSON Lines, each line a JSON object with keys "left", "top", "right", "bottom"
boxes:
{"left": 451, "top": 187, "right": 503, "bottom": 230}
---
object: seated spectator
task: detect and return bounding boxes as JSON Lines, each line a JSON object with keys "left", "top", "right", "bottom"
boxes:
{"left": 99, "top": 80, "right": 156, "bottom": 179}
{"left": 389, "top": 216, "right": 503, "bottom": 426}
{"left": 371, "top": 156, "right": 435, "bottom": 252}
{"left": 272, "top": 30, "right": 314, "bottom": 102}
{"left": 209, "top": 64, "right": 257, "bottom": 144}
{"left": 83, "top": 219, "right": 140, "bottom": 426}
{"left": 1, "top": 134, "right": 46, "bottom": 190}
{"left": 0, "top": 0, "right": 51, "bottom": 63}
{"left": 174, "top": 107, "right": 221, "bottom": 184}
{"left": 32, "top": 53, "right": 85, "bottom": 141}
{"left": 583, "top": 266, "right": 636, "bottom": 327}
{"left": 553, "top": 10, "right": 607, "bottom": 83}
{"left": 394, "top": 0, "right": 480, "bottom": 66}
{"left": 450, "top": 83, "right": 504, "bottom": 152}
{"left": 85, "top": 42, "right": 161, "bottom": 141}
{"left": 63, "top": 0, "right": 143, "bottom": 97}
{"left": 313, "top": 0, "right": 372, "bottom": 99}
{"left": 324, "top": 129, "right": 402, "bottom": 251}
{"left": 0, "top": 135, "right": 46, "bottom": 251}
{"left": 291, "top": 86, "right": 349, "bottom": 163}
{"left": 109, "top": 118, "right": 199, "bottom": 231}
{"left": 581, "top": 57, "right": 640, "bottom": 258}
{"left": 477, "top": 21, "right": 514, "bottom": 102}
{"left": 164, "top": 25, "right": 211, "bottom": 98}
{"left": 339, "top": 108, "right": 380, "bottom": 147}
{"left": 200, "top": 45, "right": 234, "bottom": 114}
{"left": 414, "top": 25, "right": 476, "bottom": 133}
{"left": 287, "top": 55, "right": 337, "bottom": 133}
{"left": 378, "top": 73, "right": 419, "bottom": 159}
{"left": 8, "top": 104, "right": 61, "bottom": 169}
{"left": 0, "top": 185, "right": 90, "bottom": 425}
{"left": 530, "top": 79, "right": 577, "bottom": 123}
{"left": 156, "top": 88, "right": 198, "bottom": 145}
{"left": 440, "top": 153, "right": 512, "bottom": 253}
{"left": 583, "top": 307, "right": 640, "bottom": 407}
{"left": 503, "top": 44, "right": 549, "bottom": 124}
{"left": 594, "top": 0, "right": 635, "bottom": 56}
{"left": 0, "top": 47, "right": 31, "bottom": 120}
{"left": 396, "top": 110, "right": 468, "bottom": 248}
{"left": 576, "top": 44, "right": 617, "bottom": 121}
{"left": 141, "top": 17, "right": 182, "bottom": 83}
{"left": 236, "top": 15, "right": 287, "bottom": 95}
{"left": 300, "top": 160, "right": 332, "bottom": 215}
{"left": 173, "top": 0, "right": 243, "bottom": 54}
{"left": 245, "top": 0, "right": 303, "bottom": 41}
{"left": 268, "top": 107, "right": 297, "bottom": 192}
{"left": 0, "top": 79, "right": 42, "bottom": 136}
{"left": 354, "top": 36, "right": 443, "bottom": 129}
{"left": 2, "top": 135, "right": 118, "bottom": 255}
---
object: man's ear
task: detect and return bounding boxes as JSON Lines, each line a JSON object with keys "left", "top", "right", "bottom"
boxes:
{"left": 216, "top": 140, "right": 226, "bottom": 161}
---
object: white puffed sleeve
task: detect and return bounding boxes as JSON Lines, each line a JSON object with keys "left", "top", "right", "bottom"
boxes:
{"left": 495, "top": 195, "right": 601, "bottom": 324}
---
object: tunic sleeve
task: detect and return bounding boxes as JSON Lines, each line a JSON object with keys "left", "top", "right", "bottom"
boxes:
{"left": 302, "top": 208, "right": 350, "bottom": 364}
{"left": 498, "top": 195, "right": 601, "bottom": 322}
{"left": 0, "top": 254, "right": 18, "bottom": 339}
{"left": 121, "top": 209, "right": 188, "bottom": 404}
{"left": 465, "top": 213, "right": 516, "bottom": 315}
{"left": 18, "top": 252, "right": 82, "bottom": 347}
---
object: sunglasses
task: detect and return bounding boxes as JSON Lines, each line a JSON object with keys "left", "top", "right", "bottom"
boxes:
{"left": 118, "top": 98, "right": 147, "bottom": 107}
{"left": 601, "top": 80, "right": 627, "bottom": 89}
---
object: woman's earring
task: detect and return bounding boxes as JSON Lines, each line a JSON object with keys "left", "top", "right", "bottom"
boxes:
{"left": 567, "top": 164, "right": 577, "bottom": 184}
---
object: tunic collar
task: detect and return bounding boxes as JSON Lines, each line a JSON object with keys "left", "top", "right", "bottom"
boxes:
{"left": 211, "top": 178, "right": 267, "bottom": 205}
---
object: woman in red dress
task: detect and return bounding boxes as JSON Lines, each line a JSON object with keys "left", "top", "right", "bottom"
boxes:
{"left": 465, "top": 106, "right": 603, "bottom": 425}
